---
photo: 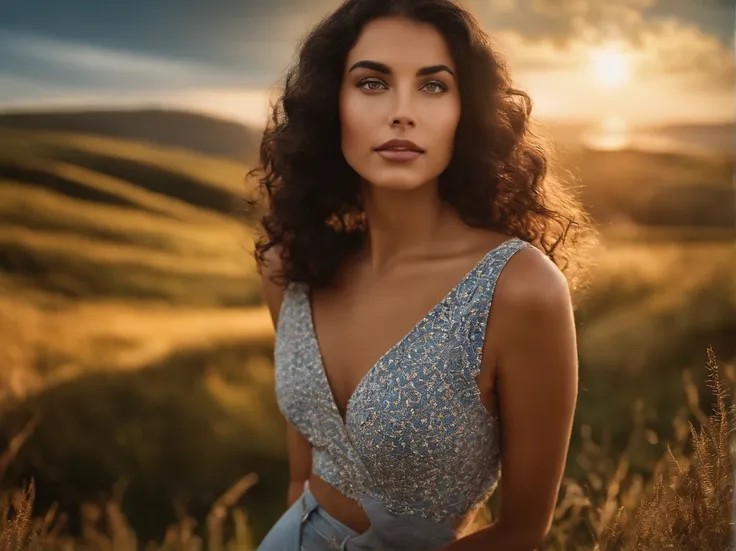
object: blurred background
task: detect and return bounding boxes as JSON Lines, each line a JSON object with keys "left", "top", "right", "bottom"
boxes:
{"left": 0, "top": 0, "right": 733, "bottom": 549}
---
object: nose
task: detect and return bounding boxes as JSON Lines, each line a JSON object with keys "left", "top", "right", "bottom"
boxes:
{"left": 389, "top": 87, "right": 416, "bottom": 128}
{"left": 391, "top": 115, "right": 415, "bottom": 128}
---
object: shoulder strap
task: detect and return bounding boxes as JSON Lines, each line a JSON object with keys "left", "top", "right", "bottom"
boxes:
{"left": 275, "top": 280, "right": 307, "bottom": 336}
{"left": 463, "top": 237, "right": 532, "bottom": 377}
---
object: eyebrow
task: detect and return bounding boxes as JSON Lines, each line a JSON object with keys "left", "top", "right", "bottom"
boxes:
{"left": 347, "top": 60, "right": 456, "bottom": 79}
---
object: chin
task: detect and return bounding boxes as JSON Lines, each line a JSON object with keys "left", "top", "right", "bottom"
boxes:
{"left": 369, "top": 177, "right": 427, "bottom": 191}
{"left": 361, "top": 168, "right": 436, "bottom": 191}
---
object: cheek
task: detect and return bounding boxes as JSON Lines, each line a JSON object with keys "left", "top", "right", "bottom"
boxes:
{"left": 339, "top": 93, "right": 372, "bottom": 159}
{"left": 429, "top": 99, "right": 461, "bottom": 161}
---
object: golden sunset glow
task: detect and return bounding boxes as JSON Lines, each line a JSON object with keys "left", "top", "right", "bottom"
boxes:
{"left": 589, "top": 46, "right": 630, "bottom": 87}
{"left": 583, "top": 115, "right": 631, "bottom": 151}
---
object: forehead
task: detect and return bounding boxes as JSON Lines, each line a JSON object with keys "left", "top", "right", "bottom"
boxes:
{"left": 346, "top": 16, "right": 455, "bottom": 70}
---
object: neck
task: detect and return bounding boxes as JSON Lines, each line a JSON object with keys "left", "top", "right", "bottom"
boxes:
{"left": 359, "top": 179, "right": 458, "bottom": 275}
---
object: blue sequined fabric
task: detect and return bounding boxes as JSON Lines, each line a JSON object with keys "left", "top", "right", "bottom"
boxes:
{"left": 274, "top": 237, "right": 531, "bottom": 528}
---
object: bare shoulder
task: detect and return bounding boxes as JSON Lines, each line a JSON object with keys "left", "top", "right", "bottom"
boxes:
{"left": 258, "top": 244, "right": 288, "bottom": 328}
{"left": 496, "top": 244, "right": 571, "bottom": 311}
{"left": 485, "top": 243, "right": 575, "bottom": 372}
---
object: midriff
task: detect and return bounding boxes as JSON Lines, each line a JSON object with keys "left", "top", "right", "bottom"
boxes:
{"left": 307, "top": 474, "right": 473, "bottom": 535}
{"left": 308, "top": 474, "right": 372, "bottom": 533}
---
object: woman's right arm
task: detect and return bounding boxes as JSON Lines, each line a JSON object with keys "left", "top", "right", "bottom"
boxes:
{"left": 258, "top": 246, "right": 313, "bottom": 507}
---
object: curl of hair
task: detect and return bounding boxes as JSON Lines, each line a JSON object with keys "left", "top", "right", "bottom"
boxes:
{"left": 247, "top": 0, "right": 599, "bottom": 297}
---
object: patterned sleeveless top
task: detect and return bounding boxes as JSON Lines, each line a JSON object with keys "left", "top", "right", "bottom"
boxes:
{"left": 274, "top": 237, "right": 531, "bottom": 528}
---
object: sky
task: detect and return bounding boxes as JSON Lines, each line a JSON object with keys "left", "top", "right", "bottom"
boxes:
{"left": 0, "top": 0, "right": 734, "bottom": 128}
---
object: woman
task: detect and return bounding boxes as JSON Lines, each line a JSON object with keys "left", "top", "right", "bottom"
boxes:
{"left": 250, "top": 0, "right": 596, "bottom": 549}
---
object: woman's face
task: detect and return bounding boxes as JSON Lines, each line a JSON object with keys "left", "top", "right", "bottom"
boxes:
{"left": 339, "top": 16, "right": 461, "bottom": 192}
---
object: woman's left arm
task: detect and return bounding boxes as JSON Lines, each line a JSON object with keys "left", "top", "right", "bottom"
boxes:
{"left": 441, "top": 248, "right": 579, "bottom": 551}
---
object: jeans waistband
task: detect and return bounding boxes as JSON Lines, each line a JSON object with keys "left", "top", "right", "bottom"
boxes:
{"left": 299, "top": 481, "right": 361, "bottom": 538}
{"left": 298, "top": 481, "right": 457, "bottom": 551}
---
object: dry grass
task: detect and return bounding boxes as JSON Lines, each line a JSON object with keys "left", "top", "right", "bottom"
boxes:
{"left": 545, "top": 346, "right": 734, "bottom": 551}
{"left": 0, "top": 156, "right": 226, "bottom": 226}
{"left": 0, "top": 128, "right": 254, "bottom": 203}
{"left": 4, "top": 129, "right": 253, "bottom": 196}
{"left": 0, "top": 476, "right": 257, "bottom": 551}
{"left": 594, "top": 347, "right": 734, "bottom": 551}
{"left": 0, "top": 286, "right": 273, "bottom": 393}
{"left": 1, "top": 347, "right": 732, "bottom": 551}
{"left": 0, "top": 181, "right": 248, "bottom": 258}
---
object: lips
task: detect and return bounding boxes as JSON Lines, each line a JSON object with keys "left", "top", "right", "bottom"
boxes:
{"left": 375, "top": 139, "right": 425, "bottom": 153}
{"left": 374, "top": 139, "right": 425, "bottom": 163}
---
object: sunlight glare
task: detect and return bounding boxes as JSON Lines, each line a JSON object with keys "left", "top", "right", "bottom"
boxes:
{"left": 583, "top": 116, "right": 631, "bottom": 151}
{"left": 590, "top": 46, "right": 630, "bottom": 87}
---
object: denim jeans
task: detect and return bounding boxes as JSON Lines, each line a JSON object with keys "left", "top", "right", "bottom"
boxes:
{"left": 256, "top": 482, "right": 361, "bottom": 551}
{"left": 255, "top": 482, "right": 457, "bottom": 551}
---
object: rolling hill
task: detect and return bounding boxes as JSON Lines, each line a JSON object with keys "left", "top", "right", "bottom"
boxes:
{"left": 0, "top": 107, "right": 733, "bottom": 546}
{"left": 0, "top": 108, "right": 264, "bottom": 162}
{"left": 0, "top": 123, "right": 262, "bottom": 306}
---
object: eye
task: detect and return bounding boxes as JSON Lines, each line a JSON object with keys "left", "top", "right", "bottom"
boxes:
{"left": 421, "top": 80, "right": 448, "bottom": 94}
{"left": 357, "top": 78, "right": 387, "bottom": 92}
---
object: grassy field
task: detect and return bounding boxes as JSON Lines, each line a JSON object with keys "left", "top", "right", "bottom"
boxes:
{"left": 0, "top": 113, "right": 733, "bottom": 549}
{"left": 0, "top": 128, "right": 262, "bottom": 306}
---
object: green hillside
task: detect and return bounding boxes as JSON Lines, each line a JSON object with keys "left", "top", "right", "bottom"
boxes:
{"left": 0, "top": 108, "right": 263, "bottom": 161}
{"left": 0, "top": 128, "right": 261, "bottom": 306}
{"left": 0, "top": 119, "right": 284, "bottom": 542}
{"left": 0, "top": 111, "right": 733, "bottom": 547}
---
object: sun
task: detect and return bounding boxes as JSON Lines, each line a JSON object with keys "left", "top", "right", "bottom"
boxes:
{"left": 589, "top": 46, "right": 630, "bottom": 87}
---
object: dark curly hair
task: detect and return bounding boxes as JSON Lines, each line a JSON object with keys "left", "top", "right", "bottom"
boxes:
{"left": 248, "top": 0, "right": 598, "bottom": 295}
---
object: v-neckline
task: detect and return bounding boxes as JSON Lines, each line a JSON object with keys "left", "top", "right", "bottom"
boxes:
{"left": 303, "top": 237, "right": 518, "bottom": 429}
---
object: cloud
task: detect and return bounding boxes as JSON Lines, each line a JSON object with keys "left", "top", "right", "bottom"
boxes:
{"left": 490, "top": 31, "right": 581, "bottom": 72}
{"left": 0, "top": 0, "right": 730, "bottom": 126}
{"left": 636, "top": 19, "right": 735, "bottom": 82}
{"left": 479, "top": 0, "right": 733, "bottom": 46}
{"left": 476, "top": 0, "right": 734, "bottom": 89}
{"left": 0, "top": 30, "right": 252, "bottom": 90}
{"left": 488, "top": 0, "right": 518, "bottom": 11}
{"left": 531, "top": 0, "right": 656, "bottom": 12}
{"left": 477, "top": 0, "right": 656, "bottom": 42}
{"left": 0, "top": 29, "right": 280, "bottom": 125}
{"left": 0, "top": 1, "right": 341, "bottom": 90}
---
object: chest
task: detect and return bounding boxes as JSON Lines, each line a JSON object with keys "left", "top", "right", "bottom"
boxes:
{"left": 275, "top": 289, "right": 499, "bottom": 460}
{"left": 312, "top": 283, "right": 436, "bottom": 388}
{"left": 309, "top": 267, "right": 497, "bottom": 417}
